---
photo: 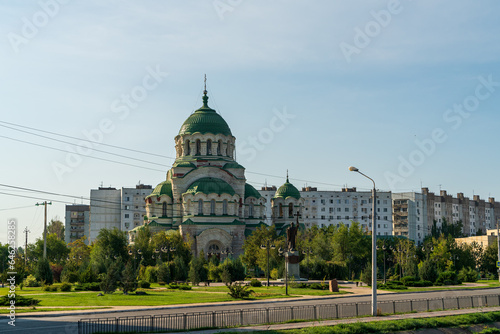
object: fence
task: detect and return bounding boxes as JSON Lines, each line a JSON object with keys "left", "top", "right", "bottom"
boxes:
{"left": 78, "top": 293, "right": 500, "bottom": 334}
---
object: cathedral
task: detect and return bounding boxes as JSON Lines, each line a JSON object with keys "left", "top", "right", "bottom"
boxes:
{"left": 129, "top": 86, "right": 303, "bottom": 257}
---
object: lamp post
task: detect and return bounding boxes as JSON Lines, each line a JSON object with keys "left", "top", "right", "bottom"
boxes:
{"left": 260, "top": 240, "right": 276, "bottom": 288}
{"left": 349, "top": 166, "right": 377, "bottom": 316}
{"left": 376, "top": 243, "right": 387, "bottom": 285}
{"left": 278, "top": 247, "right": 288, "bottom": 295}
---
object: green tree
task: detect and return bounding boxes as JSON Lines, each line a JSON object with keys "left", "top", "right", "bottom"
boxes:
{"left": 100, "top": 261, "right": 122, "bottom": 294}
{"left": 35, "top": 257, "right": 53, "bottom": 285}
{"left": 90, "top": 228, "right": 129, "bottom": 274}
{"left": 481, "top": 241, "right": 498, "bottom": 277}
{"left": 47, "top": 219, "right": 65, "bottom": 241}
{"left": 242, "top": 224, "right": 282, "bottom": 275}
{"left": 418, "top": 258, "right": 438, "bottom": 282}
{"left": 189, "top": 255, "right": 207, "bottom": 286}
{"left": 172, "top": 255, "right": 188, "bottom": 281}
{"left": 157, "top": 261, "right": 171, "bottom": 284}
{"left": 332, "top": 222, "right": 370, "bottom": 278}
{"left": 33, "top": 234, "right": 69, "bottom": 264}
{"left": 121, "top": 261, "right": 138, "bottom": 294}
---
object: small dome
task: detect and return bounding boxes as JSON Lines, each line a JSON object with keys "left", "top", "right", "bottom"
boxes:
{"left": 178, "top": 94, "right": 232, "bottom": 136}
{"left": 147, "top": 180, "right": 173, "bottom": 198}
{"left": 274, "top": 178, "right": 301, "bottom": 200}
{"left": 245, "top": 183, "right": 262, "bottom": 199}
{"left": 185, "top": 177, "right": 235, "bottom": 196}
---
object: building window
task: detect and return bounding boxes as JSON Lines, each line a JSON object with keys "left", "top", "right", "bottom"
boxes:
{"left": 288, "top": 203, "right": 294, "bottom": 217}
{"left": 207, "top": 140, "right": 212, "bottom": 155}
{"left": 249, "top": 203, "right": 254, "bottom": 217}
{"left": 125, "top": 214, "right": 129, "bottom": 218}
{"left": 210, "top": 199, "right": 215, "bottom": 215}
{"left": 217, "top": 140, "right": 222, "bottom": 155}
{"left": 195, "top": 139, "right": 201, "bottom": 155}
{"left": 162, "top": 202, "right": 167, "bottom": 217}
{"left": 279, "top": 204, "right": 283, "bottom": 218}
{"left": 185, "top": 140, "right": 191, "bottom": 155}
{"left": 223, "top": 200, "right": 228, "bottom": 215}
{"left": 198, "top": 200, "right": 203, "bottom": 215}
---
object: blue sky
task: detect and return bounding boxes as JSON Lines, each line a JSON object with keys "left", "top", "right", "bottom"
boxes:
{"left": 1, "top": 1, "right": 499, "bottom": 243}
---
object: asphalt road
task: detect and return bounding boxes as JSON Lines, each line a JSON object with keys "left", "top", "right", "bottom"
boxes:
{"left": 2, "top": 287, "right": 500, "bottom": 334}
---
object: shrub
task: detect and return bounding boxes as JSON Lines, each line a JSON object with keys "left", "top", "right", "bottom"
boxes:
{"left": 42, "top": 285, "right": 58, "bottom": 292}
{"left": 23, "top": 274, "right": 40, "bottom": 287}
{"left": 435, "top": 271, "right": 461, "bottom": 285}
{"left": 74, "top": 282, "right": 101, "bottom": 291}
{"left": 168, "top": 283, "right": 179, "bottom": 289}
{"left": 418, "top": 259, "right": 438, "bottom": 283}
{"left": 226, "top": 281, "right": 253, "bottom": 299}
{"left": 61, "top": 270, "right": 79, "bottom": 283}
{"left": 139, "top": 281, "right": 151, "bottom": 289}
{"left": 35, "top": 257, "right": 53, "bottom": 285}
{"left": 270, "top": 268, "right": 279, "bottom": 280}
{"left": 121, "top": 262, "right": 138, "bottom": 294}
{"left": 50, "top": 264, "right": 64, "bottom": 283}
{"left": 401, "top": 276, "right": 417, "bottom": 286}
{"left": 360, "top": 263, "right": 372, "bottom": 286}
{"left": 0, "top": 295, "right": 40, "bottom": 306}
{"left": 458, "top": 267, "right": 478, "bottom": 283}
{"left": 158, "top": 262, "right": 171, "bottom": 285}
{"left": 179, "top": 284, "right": 192, "bottom": 290}
{"left": 144, "top": 266, "right": 158, "bottom": 283}
{"left": 59, "top": 282, "right": 72, "bottom": 292}
{"left": 249, "top": 279, "right": 262, "bottom": 287}
{"left": 309, "top": 282, "right": 328, "bottom": 290}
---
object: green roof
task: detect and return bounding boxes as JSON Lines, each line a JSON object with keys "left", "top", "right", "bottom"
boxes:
{"left": 274, "top": 177, "right": 301, "bottom": 200}
{"left": 184, "top": 177, "right": 235, "bottom": 196}
{"left": 178, "top": 94, "right": 232, "bottom": 136}
{"left": 245, "top": 183, "right": 262, "bottom": 199}
{"left": 147, "top": 180, "right": 173, "bottom": 198}
{"left": 223, "top": 162, "right": 245, "bottom": 169}
{"left": 182, "top": 218, "right": 244, "bottom": 225}
{"left": 173, "top": 161, "right": 196, "bottom": 168}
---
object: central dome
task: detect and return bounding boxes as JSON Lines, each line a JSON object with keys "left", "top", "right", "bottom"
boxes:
{"left": 275, "top": 178, "right": 301, "bottom": 200}
{"left": 178, "top": 94, "right": 232, "bottom": 136}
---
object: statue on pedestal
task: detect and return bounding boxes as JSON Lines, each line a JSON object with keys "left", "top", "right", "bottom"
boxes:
{"left": 286, "top": 222, "right": 298, "bottom": 251}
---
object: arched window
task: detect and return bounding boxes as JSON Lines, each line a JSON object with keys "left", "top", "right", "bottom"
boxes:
{"left": 195, "top": 139, "right": 201, "bottom": 155}
{"left": 249, "top": 203, "right": 254, "bottom": 217}
{"left": 217, "top": 140, "right": 222, "bottom": 156}
{"left": 288, "top": 203, "right": 294, "bottom": 218}
{"left": 210, "top": 199, "right": 215, "bottom": 215}
{"left": 185, "top": 140, "right": 191, "bottom": 155}
{"left": 162, "top": 202, "right": 167, "bottom": 217}
{"left": 198, "top": 199, "right": 203, "bottom": 215}
{"left": 279, "top": 204, "right": 283, "bottom": 218}
{"left": 223, "top": 199, "right": 228, "bottom": 215}
{"left": 207, "top": 139, "right": 212, "bottom": 155}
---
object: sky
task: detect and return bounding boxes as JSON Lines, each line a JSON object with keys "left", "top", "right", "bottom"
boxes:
{"left": 1, "top": 0, "right": 500, "bottom": 244}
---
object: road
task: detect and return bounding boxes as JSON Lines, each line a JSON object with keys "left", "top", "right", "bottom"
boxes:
{"left": 1, "top": 287, "right": 499, "bottom": 334}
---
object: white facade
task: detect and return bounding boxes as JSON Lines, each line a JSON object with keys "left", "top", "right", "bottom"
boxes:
{"left": 259, "top": 187, "right": 393, "bottom": 236}
{"left": 392, "top": 192, "right": 427, "bottom": 245}
{"left": 121, "top": 185, "right": 152, "bottom": 232}
{"left": 89, "top": 187, "right": 121, "bottom": 243}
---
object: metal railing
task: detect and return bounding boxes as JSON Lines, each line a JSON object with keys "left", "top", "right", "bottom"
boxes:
{"left": 78, "top": 293, "right": 500, "bottom": 334}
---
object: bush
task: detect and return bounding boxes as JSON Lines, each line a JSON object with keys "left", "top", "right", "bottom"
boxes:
{"left": 435, "top": 271, "right": 461, "bottom": 286}
{"left": 458, "top": 267, "right": 478, "bottom": 283}
{"left": 59, "top": 282, "right": 72, "bottom": 292}
{"left": 249, "top": 279, "right": 262, "bottom": 287}
{"left": 121, "top": 262, "right": 138, "bottom": 294}
{"left": 61, "top": 270, "right": 79, "bottom": 283}
{"left": 35, "top": 257, "right": 53, "bottom": 285}
{"left": 158, "top": 262, "right": 171, "bottom": 285}
{"left": 23, "top": 274, "right": 40, "bottom": 287}
{"left": 139, "top": 281, "right": 151, "bottom": 289}
{"left": 360, "top": 263, "right": 372, "bottom": 286}
{"left": 42, "top": 285, "right": 58, "bottom": 292}
{"left": 74, "top": 282, "right": 101, "bottom": 291}
{"left": 179, "top": 284, "right": 192, "bottom": 290}
{"left": 226, "top": 282, "right": 253, "bottom": 299}
{"left": 418, "top": 259, "right": 438, "bottom": 283}
{"left": 0, "top": 295, "right": 40, "bottom": 306}
{"left": 401, "top": 276, "right": 417, "bottom": 286}
{"left": 309, "top": 282, "right": 328, "bottom": 290}
{"left": 270, "top": 268, "right": 279, "bottom": 280}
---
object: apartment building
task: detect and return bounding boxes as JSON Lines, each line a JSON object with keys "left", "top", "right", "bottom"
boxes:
{"left": 64, "top": 204, "right": 90, "bottom": 244}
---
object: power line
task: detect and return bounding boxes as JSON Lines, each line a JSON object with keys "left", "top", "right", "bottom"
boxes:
{"left": 0, "top": 135, "right": 166, "bottom": 173}
{"left": 0, "top": 120, "right": 176, "bottom": 160}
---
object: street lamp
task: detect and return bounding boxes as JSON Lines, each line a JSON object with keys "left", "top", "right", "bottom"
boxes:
{"left": 376, "top": 243, "right": 387, "bottom": 285}
{"left": 260, "top": 241, "right": 276, "bottom": 288}
{"left": 349, "top": 166, "right": 377, "bottom": 316}
{"left": 278, "top": 247, "right": 288, "bottom": 295}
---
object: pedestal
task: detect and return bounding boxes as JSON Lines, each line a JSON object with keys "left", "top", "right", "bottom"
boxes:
{"left": 285, "top": 251, "right": 300, "bottom": 280}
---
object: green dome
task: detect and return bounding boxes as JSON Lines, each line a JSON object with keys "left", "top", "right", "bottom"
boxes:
{"left": 245, "top": 183, "right": 262, "bottom": 199}
{"left": 173, "top": 161, "right": 196, "bottom": 168}
{"left": 274, "top": 178, "right": 301, "bottom": 200}
{"left": 178, "top": 94, "right": 232, "bottom": 136}
{"left": 223, "top": 162, "right": 245, "bottom": 169}
{"left": 147, "top": 180, "right": 173, "bottom": 198}
{"left": 185, "top": 177, "right": 235, "bottom": 196}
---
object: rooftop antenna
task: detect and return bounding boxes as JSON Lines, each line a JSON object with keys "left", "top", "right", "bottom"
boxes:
{"left": 438, "top": 184, "right": 442, "bottom": 191}
{"left": 100, "top": 181, "right": 103, "bottom": 187}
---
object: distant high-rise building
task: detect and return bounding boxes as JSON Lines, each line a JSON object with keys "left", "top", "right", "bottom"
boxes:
{"left": 89, "top": 187, "right": 121, "bottom": 243}
{"left": 120, "top": 184, "right": 152, "bottom": 232}
{"left": 64, "top": 204, "right": 90, "bottom": 244}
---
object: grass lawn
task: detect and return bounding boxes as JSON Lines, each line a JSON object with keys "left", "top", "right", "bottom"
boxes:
{"left": 193, "top": 285, "right": 350, "bottom": 296}
{"left": 378, "top": 280, "right": 500, "bottom": 293}
{"left": 0, "top": 307, "right": 111, "bottom": 314}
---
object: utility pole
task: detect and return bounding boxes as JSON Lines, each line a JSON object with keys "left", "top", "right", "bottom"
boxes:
{"left": 36, "top": 201, "right": 52, "bottom": 258}
{"left": 24, "top": 227, "right": 30, "bottom": 266}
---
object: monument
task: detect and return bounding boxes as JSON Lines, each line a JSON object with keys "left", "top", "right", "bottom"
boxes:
{"left": 285, "top": 214, "right": 301, "bottom": 280}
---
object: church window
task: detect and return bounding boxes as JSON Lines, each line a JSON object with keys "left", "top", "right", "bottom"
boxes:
{"left": 288, "top": 203, "right": 293, "bottom": 218}
{"left": 279, "top": 204, "right": 283, "bottom": 218}
{"left": 198, "top": 200, "right": 203, "bottom": 215}
{"left": 217, "top": 140, "right": 222, "bottom": 155}
{"left": 195, "top": 140, "right": 201, "bottom": 155}
{"left": 210, "top": 199, "right": 215, "bottom": 215}
{"left": 223, "top": 200, "right": 228, "bottom": 215}
{"left": 249, "top": 203, "right": 254, "bottom": 217}
{"left": 185, "top": 140, "right": 191, "bottom": 155}
{"left": 162, "top": 202, "right": 167, "bottom": 217}
{"left": 207, "top": 139, "right": 212, "bottom": 155}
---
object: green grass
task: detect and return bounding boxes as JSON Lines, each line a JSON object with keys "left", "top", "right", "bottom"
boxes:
{"left": 378, "top": 280, "right": 500, "bottom": 293}
{"left": 192, "top": 285, "right": 350, "bottom": 296}
{"left": 221, "top": 310, "right": 500, "bottom": 334}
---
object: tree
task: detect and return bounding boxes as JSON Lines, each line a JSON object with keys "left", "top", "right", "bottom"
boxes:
{"left": 189, "top": 255, "right": 207, "bottom": 286}
{"left": 90, "top": 228, "right": 129, "bottom": 274}
{"left": 33, "top": 234, "right": 69, "bottom": 264}
{"left": 418, "top": 258, "right": 438, "bottom": 283}
{"left": 47, "top": 219, "right": 65, "bottom": 241}
{"left": 157, "top": 261, "right": 171, "bottom": 284}
{"left": 242, "top": 224, "right": 282, "bottom": 276}
{"left": 481, "top": 241, "right": 498, "bottom": 277}
{"left": 121, "top": 261, "right": 138, "bottom": 294}
{"left": 35, "top": 257, "right": 53, "bottom": 285}
{"left": 332, "top": 222, "right": 370, "bottom": 278}
{"left": 100, "top": 261, "right": 122, "bottom": 294}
